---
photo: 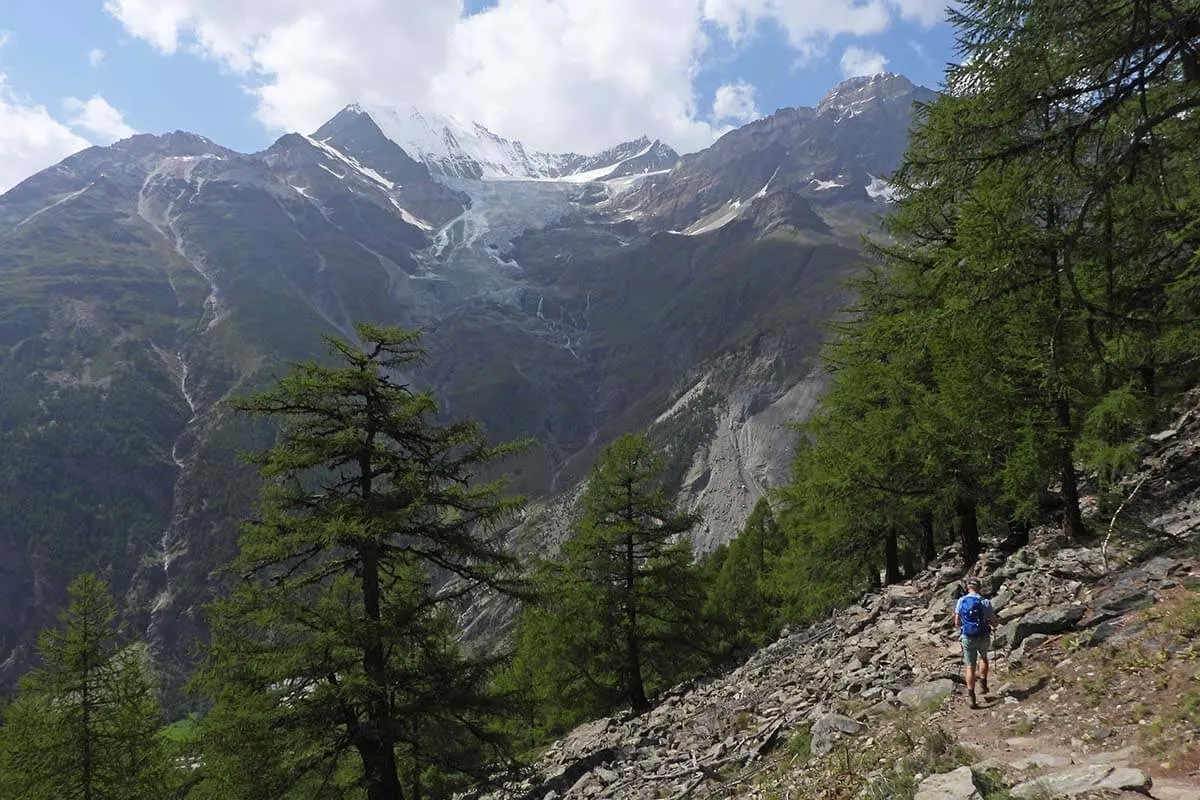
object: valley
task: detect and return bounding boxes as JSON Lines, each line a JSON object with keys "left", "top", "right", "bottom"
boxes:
{"left": 0, "top": 73, "right": 930, "bottom": 686}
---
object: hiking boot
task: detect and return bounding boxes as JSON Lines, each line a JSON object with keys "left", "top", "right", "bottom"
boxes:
{"left": 968, "top": 690, "right": 978, "bottom": 709}
{"left": 980, "top": 678, "right": 989, "bottom": 696}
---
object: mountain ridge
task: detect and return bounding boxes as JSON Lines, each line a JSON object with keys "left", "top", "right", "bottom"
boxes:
{"left": 0, "top": 72, "right": 934, "bottom": 693}
{"left": 327, "top": 104, "right": 682, "bottom": 182}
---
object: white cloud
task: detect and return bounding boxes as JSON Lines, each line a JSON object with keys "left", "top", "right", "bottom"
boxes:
{"left": 89, "top": 48, "right": 106, "bottom": 67}
{"left": 0, "top": 31, "right": 11, "bottom": 50}
{"left": 892, "top": 0, "right": 949, "bottom": 26}
{"left": 63, "top": 96, "right": 137, "bottom": 143}
{"left": 702, "top": 0, "right": 891, "bottom": 61}
{"left": 105, "top": 0, "right": 942, "bottom": 155}
{"left": 431, "top": 0, "right": 718, "bottom": 153}
{"left": 0, "top": 75, "right": 91, "bottom": 193}
{"left": 712, "top": 81, "right": 760, "bottom": 125}
{"left": 840, "top": 45, "right": 889, "bottom": 78}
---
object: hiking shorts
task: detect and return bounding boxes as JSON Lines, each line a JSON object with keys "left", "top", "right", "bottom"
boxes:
{"left": 961, "top": 635, "right": 990, "bottom": 666}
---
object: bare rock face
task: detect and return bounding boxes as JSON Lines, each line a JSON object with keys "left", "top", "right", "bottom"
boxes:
{"left": 674, "top": 362, "right": 828, "bottom": 553}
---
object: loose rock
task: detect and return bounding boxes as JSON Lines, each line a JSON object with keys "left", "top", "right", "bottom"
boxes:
{"left": 897, "top": 679, "right": 956, "bottom": 709}
{"left": 914, "top": 766, "right": 981, "bottom": 800}
{"left": 1010, "top": 765, "right": 1152, "bottom": 798}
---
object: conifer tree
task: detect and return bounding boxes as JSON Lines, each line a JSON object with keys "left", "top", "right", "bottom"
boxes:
{"left": 510, "top": 433, "right": 705, "bottom": 726}
{"left": 196, "top": 324, "right": 527, "bottom": 800}
{"left": 0, "top": 574, "right": 174, "bottom": 800}
{"left": 704, "top": 497, "right": 787, "bottom": 650}
{"left": 776, "top": 0, "right": 1199, "bottom": 593}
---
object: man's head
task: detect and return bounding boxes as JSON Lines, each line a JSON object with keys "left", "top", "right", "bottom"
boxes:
{"left": 966, "top": 578, "right": 981, "bottom": 593}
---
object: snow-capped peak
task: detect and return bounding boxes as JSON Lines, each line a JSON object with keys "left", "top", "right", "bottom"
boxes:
{"left": 331, "top": 104, "right": 679, "bottom": 182}
{"left": 352, "top": 104, "right": 565, "bottom": 180}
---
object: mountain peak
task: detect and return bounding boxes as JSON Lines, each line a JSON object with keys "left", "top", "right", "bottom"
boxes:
{"left": 111, "top": 130, "right": 229, "bottom": 158}
{"left": 314, "top": 104, "right": 679, "bottom": 182}
{"left": 816, "top": 73, "right": 923, "bottom": 122}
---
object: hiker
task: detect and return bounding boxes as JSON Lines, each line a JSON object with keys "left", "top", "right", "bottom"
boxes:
{"left": 954, "top": 577, "right": 998, "bottom": 708}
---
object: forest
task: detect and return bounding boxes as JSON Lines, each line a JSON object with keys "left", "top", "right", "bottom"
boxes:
{"left": 1, "top": 1, "right": 1197, "bottom": 798}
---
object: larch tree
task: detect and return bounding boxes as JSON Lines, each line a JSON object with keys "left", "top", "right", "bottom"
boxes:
{"left": 511, "top": 433, "right": 706, "bottom": 724}
{"left": 196, "top": 324, "right": 528, "bottom": 800}
{"left": 0, "top": 573, "right": 174, "bottom": 800}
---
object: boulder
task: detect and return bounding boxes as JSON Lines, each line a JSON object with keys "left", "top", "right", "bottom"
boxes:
{"left": 1008, "top": 604, "right": 1086, "bottom": 650}
{"left": 1049, "top": 550, "right": 1106, "bottom": 580}
{"left": 914, "top": 766, "right": 981, "bottom": 800}
{"left": 1143, "top": 556, "right": 1184, "bottom": 578}
{"left": 810, "top": 713, "right": 863, "bottom": 757}
{"left": 998, "top": 601, "right": 1035, "bottom": 622}
{"left": 1082, "top": 620, "right": 1119, "bottom": 647}
{"left": 1010, "top": 765, "right": 1151, "bottom": 798}
{"left": 1092, "top": 582, "right": 1153, "bottom": 617}
{"left": 897, "top": 679, "right": 955, "bottom": 709}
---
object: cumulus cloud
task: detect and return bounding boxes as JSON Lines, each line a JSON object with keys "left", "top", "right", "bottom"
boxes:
{"left": 712, "top": 81, "right": 760, "bottom": 125}
{"left": 840, "top": 45, "right": 889, "bottom": 78}
{"left": 703, "top": 0, "right": 891, "bottom": 59}
{"left": 0, "top": 76, "right": 91, "bottom": 193}
{"left": 103, "top": 0, "right": 462, "bottom": 137}
{"left": 892, "top": 0, "right": 949, "bottom": 26}
{"left": 430, "top": 0, "right": 718, "bottom": 152}
{"left": 63, "top": 96, "right": 137, "bottom": 143}
{"left": 89, "top": 48, "right": 106, "bottom": 67}
{"left": 105, "top": 0, "right": 942, "bottom": 154}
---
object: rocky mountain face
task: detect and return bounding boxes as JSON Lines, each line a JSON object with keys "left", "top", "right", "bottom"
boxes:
{"left": 0, "top": 74, "right": 929, "bottom": 685}
{"left": 482, "top": 395, "right": 1200, "bottom": 800}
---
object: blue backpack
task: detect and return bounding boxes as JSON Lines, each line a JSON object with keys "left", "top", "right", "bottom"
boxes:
{"left": 960, "top": 594, "right": 988, "bottom": 638}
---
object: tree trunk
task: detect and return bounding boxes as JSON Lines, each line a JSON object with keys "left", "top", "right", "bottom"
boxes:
{"left": 358, "top": 437, "right": 403, "bottom": 800}
{"left": 359, "top": 543, "right": 404, "bottom": 800}
{"left": 956, "top": 497, "right": 981, "bottom": 567}
{"left": 867, "top": 563, "right": 882, "bottom": 590}
{"left": 360, "top": 738, "right": 405, "bottom": 800}
{"left": 1006, "top": 518, "right": 1030, "bottom": 549}
{"left": 1055, "top": 396, "right": 1086, "bottom": 541}
{"left": 624, "top": 531, "right": 649, "bottom": 713}
{"left": 883, "top": 528, "right": 901, "bottom": 586}
{"left": 920, "top": 511, "right": 936, "bottom": 564}
{"left": 81, "top": 617, "right": 95, "bottom": 800}
{"left": 411, "top": 741, "right": 422, "bottom": 800}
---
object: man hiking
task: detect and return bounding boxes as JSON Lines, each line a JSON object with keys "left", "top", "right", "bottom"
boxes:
{"left": 954, "top": 577, "right": 998, "bottom": 708}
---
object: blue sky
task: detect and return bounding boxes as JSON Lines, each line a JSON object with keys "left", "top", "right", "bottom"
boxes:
{"left": 0, "top": 1, "right": 958, "bottom": 191}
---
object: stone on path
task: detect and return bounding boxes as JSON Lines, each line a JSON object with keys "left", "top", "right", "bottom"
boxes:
{"left": 1008, "top": 753, "right": 1070, "bottom": 771}
{"left": 897, "top": 678, "right": 955, "bottom": 708}
{"left": 914, "top": 766, "right": 981, "bottom": 800}
{"left": 1154, "top": 784, "right": 1200, "bottom": 800}
{"left": 1010, "top": 764, "right": 1151, "bottom": 798}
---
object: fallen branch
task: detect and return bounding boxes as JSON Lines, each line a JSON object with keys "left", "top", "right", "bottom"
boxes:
{"left": 1102, "top": 474, "right": 1150, "bottom": 571}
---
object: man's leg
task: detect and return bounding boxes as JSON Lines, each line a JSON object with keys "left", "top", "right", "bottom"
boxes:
{"left": 978, "top": 654, "right": 990, "bottom": 695}
{"left": 962, "top": 639, "right": 979, "bottom": 707}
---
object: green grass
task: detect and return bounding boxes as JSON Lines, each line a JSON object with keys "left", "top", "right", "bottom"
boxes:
{"left": 160, "top": 716, "right": 201, "bottom": 744}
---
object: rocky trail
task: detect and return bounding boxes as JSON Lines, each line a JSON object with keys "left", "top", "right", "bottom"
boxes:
{"left": 481, "top": 395, "right": 1200, "bottom": 800}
